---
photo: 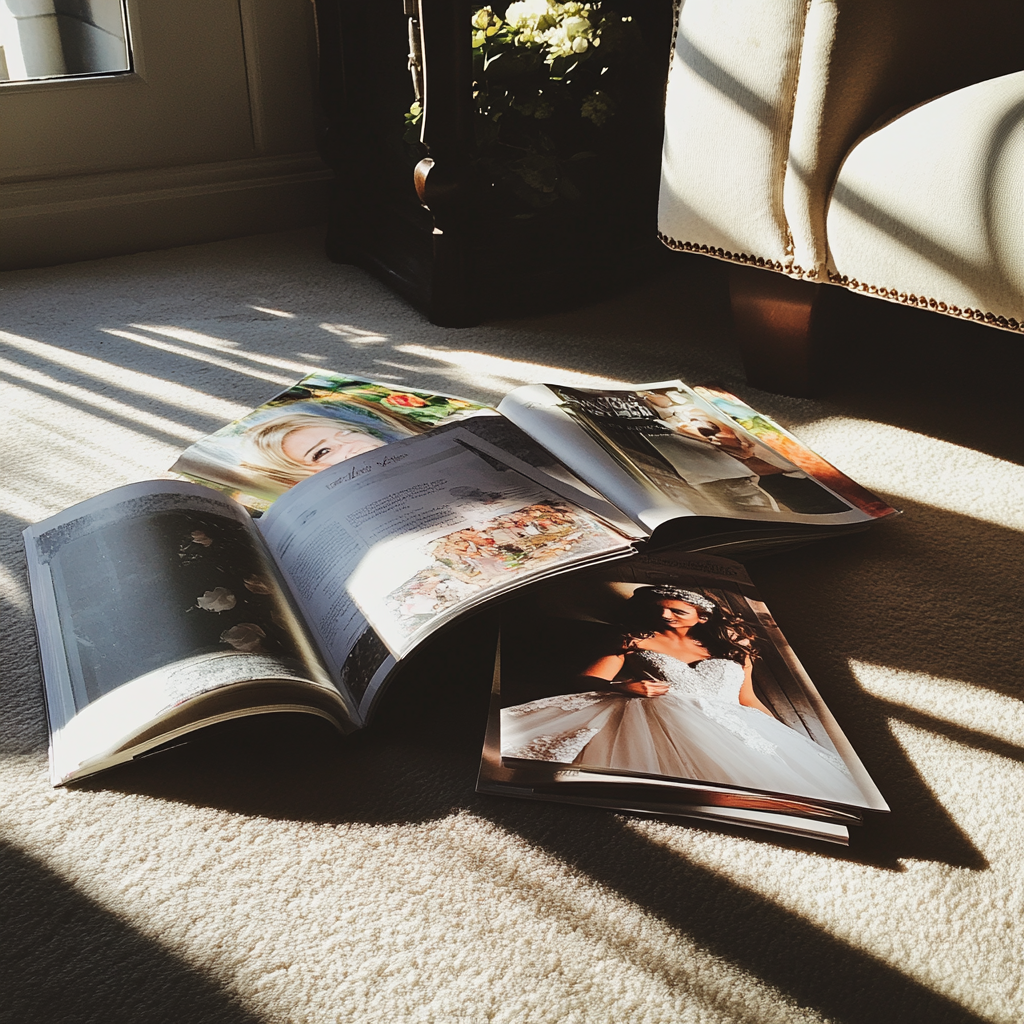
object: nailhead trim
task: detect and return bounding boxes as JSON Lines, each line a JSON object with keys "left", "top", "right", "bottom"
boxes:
{"left": 657, "top": 233, "right": 1023, "bottom": 334}
{"left": 658, "top": 233, "right": 819, "bottom": 280}
{"left": 826, "top": 270, "right": 1023, "bottom": 333}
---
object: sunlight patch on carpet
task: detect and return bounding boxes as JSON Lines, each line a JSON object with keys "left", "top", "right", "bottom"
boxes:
{"left": 319, "top": 322, "right": 389, "bottom": 344}
{"left": 250, "top": 306, "right": 295, "bottom": 318}
{"left": 792, "top": 418, "right": 1024, "bottom": 531}
{"left": 0, "top": 330, "right": 249, "bottom": 423}
{"left": 392, "top": 344, "right": 632, "bottom": 394}
{"left": 103, "top": 329, "right": 298, "bottom": 387}
{"left": 849, "top": 661, "right": 1024, "bottom": 751}
{"left": 0, "top": 353, "right": 200, "bottom": 443}
{"left": 136, "top": 325, "right": 323, "bottom": 376}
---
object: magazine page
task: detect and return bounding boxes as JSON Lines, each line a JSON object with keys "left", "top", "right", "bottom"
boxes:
{"left": 692, "top": 384, "right": 897, "bottom": 519}
{"left": 494, "top": 551, "right": 888, "bottom": 812}
{"left": 496, "top": 383, "right": 679, "bottom": 532}
{"left": 170, "top": 371, "right": 494, "bottom": 511}
{"left": 23, "top": 481, "right": 351, "bottom": 785}
{"left": 431, "top": 413, "right": 616, "bottom": 500}
{"left": 477, "top": 640, "right": 855, "bottom": 843}
{"left": 499, "top": 382, "right": 879, "bottom": 531}
{"left": 257, "top": 428, "right": 636, "bottom": 670}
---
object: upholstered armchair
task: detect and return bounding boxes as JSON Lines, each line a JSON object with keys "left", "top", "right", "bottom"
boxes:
{"left": 658, "top": 0, "right": 1024, "bottom": 394}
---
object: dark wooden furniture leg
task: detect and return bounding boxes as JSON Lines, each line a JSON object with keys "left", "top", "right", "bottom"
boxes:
{"left": 413, "top": 0, "right": 476, "bottom": 327}
{"left": 314, "top": 0, "right": 476, "bottom": 324}
{"left": 729, "top": 264, "right": 830, "bottom": 397}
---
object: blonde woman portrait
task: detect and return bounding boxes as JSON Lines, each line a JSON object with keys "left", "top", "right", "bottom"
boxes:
{"left": 171, "top": 372, "right": 490, "bottom": 508}
{"left": 241, "top": 404, "right": 421, "bottom": 490}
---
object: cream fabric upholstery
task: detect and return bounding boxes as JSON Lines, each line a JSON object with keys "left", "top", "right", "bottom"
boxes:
{"left": 783, "top": 0, "right": 1024, "bottom": 277}
{"left": 658, "top": 0, "right": 806, "bottom": 268}
{"left": 827, "top": 71, "right": 1024, "bottom": 329}
{"left": 658, "top": 0, "right": 1024, "bottom": 333}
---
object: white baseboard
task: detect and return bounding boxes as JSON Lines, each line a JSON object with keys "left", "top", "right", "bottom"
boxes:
{"left": 0, "top": 152, "right": 334, "bottom": 270}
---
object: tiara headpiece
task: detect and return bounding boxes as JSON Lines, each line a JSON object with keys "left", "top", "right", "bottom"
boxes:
{"left": 637, "top": 585, "right": 716, "bottom": 615}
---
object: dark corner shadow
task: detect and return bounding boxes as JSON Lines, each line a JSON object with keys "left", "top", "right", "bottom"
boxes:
{"left": 94, "top": 611, "right": 982, "bottom": 872}
{"left": 483, "top": 252, "right": 736, "bottom": 380}
{"left": 0, "top": 840, "right": 264, "bottom": 1024}
{"left": 808, "top": 284, "right": 1024, "bottom": 467}
{"left": 480, "top": 802, "right": 990, "bottom": 1024}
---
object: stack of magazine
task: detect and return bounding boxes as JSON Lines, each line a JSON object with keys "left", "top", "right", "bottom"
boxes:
{"left": 23, "top": 372, "right": 894, "bottom": 844}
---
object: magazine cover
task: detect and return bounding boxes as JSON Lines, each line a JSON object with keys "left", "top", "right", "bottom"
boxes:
{"left": 496, "top": 554, "right": 886, "bottom": 811}
{"left": 171, "top": 372, "right": 493, "bottom": 510}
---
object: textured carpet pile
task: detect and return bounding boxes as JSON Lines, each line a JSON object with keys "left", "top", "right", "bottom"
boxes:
{"left": 1, "top": 228, "right": 1021, "bottom": 1024}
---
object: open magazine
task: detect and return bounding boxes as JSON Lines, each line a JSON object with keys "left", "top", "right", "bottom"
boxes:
{"left": 170, "top": 371, "right": 895, "bottom": 548}
{"left": 25, "top": 371, "right": 894, "bottom": 786}
{"left": 478, "top": 552, "right": 889, "bottom": 845}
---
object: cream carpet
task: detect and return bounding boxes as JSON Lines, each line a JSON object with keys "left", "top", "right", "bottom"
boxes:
{"left": 1, "top": 227, "right": 1022, "bottom": 1024}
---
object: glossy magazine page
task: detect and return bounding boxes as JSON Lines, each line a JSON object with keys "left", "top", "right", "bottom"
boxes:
{"left": 257, "top": 428, "right": 635, "bottom": 665}
{"left": 493, "top": 551, "right": 887, "bottom": 813}
{"left": 23, "top": 481, "right": 348, "bottom": 785}
{"left": 692, "top": 384, "right": 896, "bottom": 519}
{"left": 499, "top": 382, "right": 882, "bottom": 532}
{"left": 170, "top": 371, "right": 494, "bottom": 511}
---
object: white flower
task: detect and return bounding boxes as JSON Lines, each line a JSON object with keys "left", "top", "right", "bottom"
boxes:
{"left": 563, "top": 14, "right": 592, "bottom": 38}
{"left": 499, "top": 1, "right": 600, "bottom": 62}
{"left": 243, "top": 574, "right": 273, "bottom": 595}
{"left": 196, "top": 587, "right": 236, "bottom": 612}
{"left": 220, "top": 623, "right": 267, "bottom": 653}
{"left": 505, "top": 0, "right": 551, "bottom": 30}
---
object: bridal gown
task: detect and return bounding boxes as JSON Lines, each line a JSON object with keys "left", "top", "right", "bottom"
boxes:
{"left": 501, "top": 649, "right": 864, "bottom": 804}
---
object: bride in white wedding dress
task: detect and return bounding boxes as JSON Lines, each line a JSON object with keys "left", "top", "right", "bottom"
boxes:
{"left": 501, "top": 585, "right": 864, "bottom": 805}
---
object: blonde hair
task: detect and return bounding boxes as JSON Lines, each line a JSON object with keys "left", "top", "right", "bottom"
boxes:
{"left": 242, "top": 413, "right": 379, "bottom": 488}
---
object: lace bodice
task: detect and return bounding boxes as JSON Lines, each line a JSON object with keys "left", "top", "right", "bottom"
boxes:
{"left": 622, "top": 649, "right": 744, "bottom": 702}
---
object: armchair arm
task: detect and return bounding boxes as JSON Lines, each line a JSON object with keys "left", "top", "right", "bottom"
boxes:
{"left": 786, "top": 0, "right": 1024, "bottom": 277}
{"left": 659, "top": 0, "right": 1024, "bottom": 280}
{"left": 825, "top": 69, "right": 1024, "bottom": 333}
{"left": 658, "top": 0, "right": 807, "bottom": 271}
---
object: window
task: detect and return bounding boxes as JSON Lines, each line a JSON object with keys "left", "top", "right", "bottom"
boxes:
{"left": 0, "top": 0, "right": 130, "bottom": 82}
{"left": 0, "top": 0, "right": 328, "bottom": 269}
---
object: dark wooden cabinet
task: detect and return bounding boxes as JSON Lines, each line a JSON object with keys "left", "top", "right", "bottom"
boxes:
{"left": 313, "top": 0, "right": 674, "bottom": 326}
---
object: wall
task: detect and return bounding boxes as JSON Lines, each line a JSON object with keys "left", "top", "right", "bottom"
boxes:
{"left": 0, "top": 0, "right": 332, "bottom": 269}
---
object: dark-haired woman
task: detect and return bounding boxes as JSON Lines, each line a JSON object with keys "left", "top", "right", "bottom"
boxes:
{"left": 501, "top": 586, "right": 863, "bottom": 803}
